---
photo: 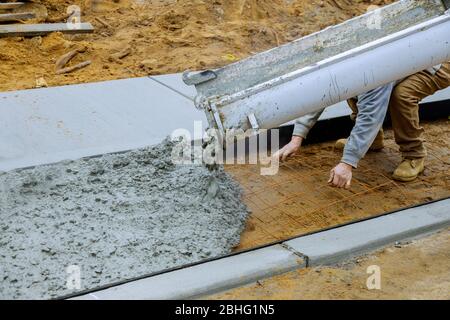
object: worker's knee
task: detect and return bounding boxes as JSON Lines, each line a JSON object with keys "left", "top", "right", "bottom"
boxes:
{"left": 390, "top": 83, "right": 417, "bottom": 107}
{"left": 436, "top": 62, "right": 450, "bottom": 88}
{"left": 439, "top": 62, "right": 450, "bottom": 77}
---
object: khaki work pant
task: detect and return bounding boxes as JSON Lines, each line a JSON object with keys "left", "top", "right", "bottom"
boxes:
{"left": 347, "top": 62, "right": 450, "bottom": 159}
{"left": 389, "top": 62, "right": 450, "bottom": 159}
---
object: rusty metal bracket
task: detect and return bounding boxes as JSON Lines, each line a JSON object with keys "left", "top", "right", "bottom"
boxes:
{"left": 182, "top": 70, "right": 217, "bottom": 86}
{"left": 247, "top": 113, "right": 260, "bottom": 130}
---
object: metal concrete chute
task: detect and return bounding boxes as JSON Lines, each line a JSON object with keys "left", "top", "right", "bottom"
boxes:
{"left": 183, "top": 0, "right": 450, "bottom": 136}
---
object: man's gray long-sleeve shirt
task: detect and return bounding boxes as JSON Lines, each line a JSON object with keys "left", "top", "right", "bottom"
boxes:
{"left": 292, "top": 65, "right": 443, "bottom": 168}
{"left": 293, "top": 82, "right": 395, "bottom": 168}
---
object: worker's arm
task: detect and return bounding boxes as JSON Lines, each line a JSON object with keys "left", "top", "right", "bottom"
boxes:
{"left": 341, "top": 82, "right": 395, "bottom": 167}
{"left": 329, "top": 82, "right": 395, "bottom": 188}
{"left": 273, "top": 110, "right": 324, "bottom": 161}
{"left": 292, "top": 111, "right": 324, "bottom": 138}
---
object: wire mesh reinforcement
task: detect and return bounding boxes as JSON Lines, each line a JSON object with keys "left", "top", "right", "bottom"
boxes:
{"left": 226, "top": 121, "right": 450, "bottom": 251}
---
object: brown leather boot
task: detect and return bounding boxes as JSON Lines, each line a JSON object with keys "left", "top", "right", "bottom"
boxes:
{"left": 335, "top": 129, "right": 384, "bottom": 151}
{"left": 392, "top": 158, "right": 425, "bottom": 182}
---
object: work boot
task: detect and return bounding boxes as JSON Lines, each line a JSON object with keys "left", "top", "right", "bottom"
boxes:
{"left": 335, "top": 130, "right": 385, "bottom": 151}
{"left": 392, "top": 158, "right": 425, "bottom": 182}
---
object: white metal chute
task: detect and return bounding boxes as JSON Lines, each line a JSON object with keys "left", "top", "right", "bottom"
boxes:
{"left": 220, "top": 14, "right": 450, "bottom": 130}
{"left": 183, "top": 0, "right": 450, "bottom": 135}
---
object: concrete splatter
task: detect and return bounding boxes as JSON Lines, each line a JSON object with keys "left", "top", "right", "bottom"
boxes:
{"left": 0, "top": 138, "right": 249, "bottom": 299}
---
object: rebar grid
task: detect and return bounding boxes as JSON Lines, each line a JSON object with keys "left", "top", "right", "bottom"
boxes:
{"left": 227, "top": 123, "right": 450, "bottom": 250}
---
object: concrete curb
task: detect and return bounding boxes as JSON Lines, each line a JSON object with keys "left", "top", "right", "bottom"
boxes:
{"left": 71, "top": 198, "right": 450, "bottom": 300}
{"left": 285, "top": 198, "right": 450, "bottom": 266}
{"left": 72, "top": 245, "right": 306, "bottom": 300}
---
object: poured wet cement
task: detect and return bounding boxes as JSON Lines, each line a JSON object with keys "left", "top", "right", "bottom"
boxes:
{"left": 0, "top": 139, "right": 249, "bottom": 299}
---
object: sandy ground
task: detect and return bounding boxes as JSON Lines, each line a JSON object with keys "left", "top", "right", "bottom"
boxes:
{"left": 208, "top": 229, "right": 450, "bottom": 300}
{"left": 230, "top": 120, "right": 450, "bottom": 251}
{"left": 0, "top": 0, "right": 395, "bottom": 92}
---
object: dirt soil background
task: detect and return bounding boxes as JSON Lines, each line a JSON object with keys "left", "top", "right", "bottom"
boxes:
{"left": 0, "top": 0, "right": 395, "bottom": 92}
{"left": 209, "top": 229, "right": 450, "bottom": 300}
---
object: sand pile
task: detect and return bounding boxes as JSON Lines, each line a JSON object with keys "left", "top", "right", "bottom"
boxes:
{"left": 0, "top": 0, "right": 395, "bottom": 92}
{"left": 0, "top": 139, "right": 249, "bottom": 299}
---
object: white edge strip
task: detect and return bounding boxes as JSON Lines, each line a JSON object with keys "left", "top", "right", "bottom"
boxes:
{"left": 71, "top": 244, "right": 305, "bottom": 300}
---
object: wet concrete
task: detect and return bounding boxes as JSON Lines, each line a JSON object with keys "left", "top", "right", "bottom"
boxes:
{"left": 0, "top": 139, "right": 249, "bottom": 299}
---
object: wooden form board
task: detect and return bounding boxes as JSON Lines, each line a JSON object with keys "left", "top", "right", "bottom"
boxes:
{"left": 0, "top": 3, "right": 24, "bottom": 10}
{"left": 0, "top": 12, "right": 35, "bottom": 22}
{"left": 0, "top": 22, "right": 94, "bottom": 37}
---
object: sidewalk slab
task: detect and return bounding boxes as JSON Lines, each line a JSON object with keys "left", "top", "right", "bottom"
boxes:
{"left": 71, "top": 244, "right": 305, "bottom": 300}
{"left": 150, "top": 74, "right": 197, "bottom": 100}
{"left": 422, "top": 86, "right": 450, "bottom": 103}
{"left": 284, "top": 199, "right": 450, "bottom": 266}
{"left": 0, "top": 77, "right": 206, "bottom": 171}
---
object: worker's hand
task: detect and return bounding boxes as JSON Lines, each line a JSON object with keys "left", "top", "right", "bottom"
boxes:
{"left": 272, "top": 136, "right": 303, "bottom": 162}
{"left": 328, "top": 162, "right": 353, "bottom": 189}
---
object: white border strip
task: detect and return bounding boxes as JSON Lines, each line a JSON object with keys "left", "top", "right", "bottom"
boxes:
{"left": 71, "top": 245, "right": 305, "bottom": 300}
{"left": 285, "top": 198, "right": 450, "bottom": 266}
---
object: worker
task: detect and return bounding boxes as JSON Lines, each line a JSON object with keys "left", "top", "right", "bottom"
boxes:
{"left": 335, "top": 62, "right": 450, "bottom": 182}
{"left": 273, "top": 62, "right": 450, "bottom": 187}
{"left": 274, "top": 82, "right": 395, "bottom": 189}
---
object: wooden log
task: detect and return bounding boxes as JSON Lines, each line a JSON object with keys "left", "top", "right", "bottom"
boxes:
{"left": 0, "top": 12, "right": 35, "bottom": 22}
{"left": 56, "top": 60, "right": 91, "bottom": 75}
{"left": 55, "top": 50, "right": 79, "bottom": 70}
{"left": 0, "top": 23, "right": 94, "bottom": 37}
{"left": 0, "top": 3, "right": 25, "bottom": 11}
{"left": 46, "top": 13, "right": 71, "bottom": 23}
{"left": 94, "top": 17, "right": 112, "bottom": 29}
{"left": 55, "top": 46, "right": 87, "bottom": 70}
{"left": 109, "top": 47, "right": 131, "bottom": 61}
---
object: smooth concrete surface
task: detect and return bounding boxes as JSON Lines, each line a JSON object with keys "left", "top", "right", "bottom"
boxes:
{"left": 71, "top": 199, "right": 449, "bottom": 300}
{"left": 422, "top": 86, "right": 450, "bottom": 103}
{"left": 71, "top": 244, "right": 305, "bottom": 300}
{"left": 0, "top": 77, "right": 207, "bottom": 171}
{"left": 284, "top": 198, "right": 450, "bottom": 266}
{"left": 150, "top": 74, "right": 197, "bottom": 101}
